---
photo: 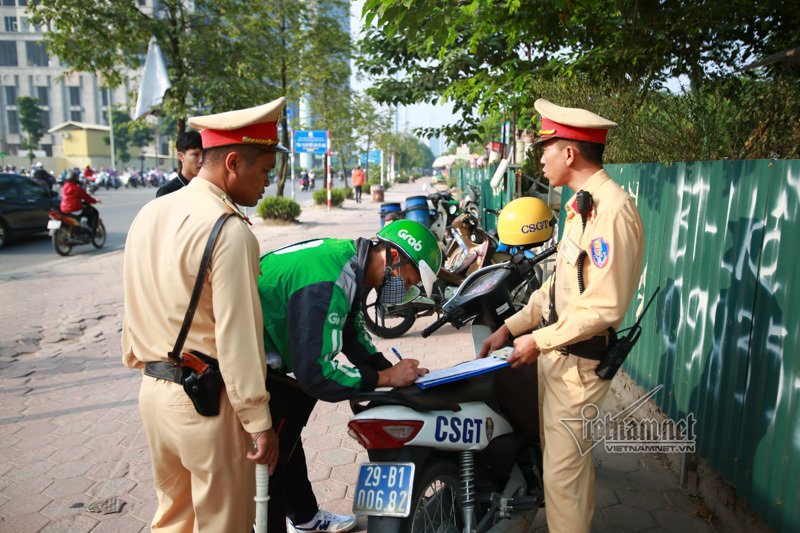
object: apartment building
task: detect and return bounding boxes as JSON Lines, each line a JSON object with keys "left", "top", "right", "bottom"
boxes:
{"left": 0, "top": 0, "right": 158, "bottom": 167}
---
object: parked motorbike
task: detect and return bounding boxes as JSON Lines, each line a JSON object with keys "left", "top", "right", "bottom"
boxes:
{"left": 348, "top": 247, "right": 557, "bottom": 532}
{"left": 427, "top": 191, "right": 461, "bottom": 243}
{"left": 363, "top": 211, "right": 509, "bottom": 339}
{"left": 460, "top": 184, "right": 482, "bottom": 222}
{"left": 47, "top": 206, "right": 106, "bottom": 256}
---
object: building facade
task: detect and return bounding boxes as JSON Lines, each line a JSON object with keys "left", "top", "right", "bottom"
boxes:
{"left": 0, "top": 0, "right": 166, "bottom": 170}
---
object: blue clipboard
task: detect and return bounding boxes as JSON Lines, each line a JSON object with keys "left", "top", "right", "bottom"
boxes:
{"left": 415, "top": 347, "right": 512, "bottom": 389}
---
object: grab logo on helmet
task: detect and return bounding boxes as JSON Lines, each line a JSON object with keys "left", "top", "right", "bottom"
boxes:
{"left": 397, "top": 228, "right": 423, "bottom": 252}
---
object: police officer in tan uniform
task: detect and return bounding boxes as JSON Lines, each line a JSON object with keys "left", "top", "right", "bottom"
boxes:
{"left": 481, "top": 99, "right": 644, "bottom": 533}
{"left": 122, "top": 98, "right": 290, "bottom": 532}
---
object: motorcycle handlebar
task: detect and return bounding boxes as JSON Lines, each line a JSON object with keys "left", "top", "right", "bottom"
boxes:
{"left": 421, "top": 313, "right": 451, "bottom": 338}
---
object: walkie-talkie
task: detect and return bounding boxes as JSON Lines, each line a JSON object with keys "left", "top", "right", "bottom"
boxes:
{"left": 595, "top": 287, "right": 661, "bottom": 380}
{"left": 576, "top": 190, "right": 593, "bottom": 232}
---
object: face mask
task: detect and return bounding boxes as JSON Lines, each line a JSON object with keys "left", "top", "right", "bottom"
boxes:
{"left": 379, "top": 275, "right": 408, "bottom": 305}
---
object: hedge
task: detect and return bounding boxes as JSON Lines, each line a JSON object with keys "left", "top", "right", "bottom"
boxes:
{"left": 256, "top": 196, "right": 302, "bottom": 221}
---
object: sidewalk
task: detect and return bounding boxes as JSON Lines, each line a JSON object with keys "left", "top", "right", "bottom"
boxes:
{"left": 0, "top": 179, "right": 714, "bottom": 532}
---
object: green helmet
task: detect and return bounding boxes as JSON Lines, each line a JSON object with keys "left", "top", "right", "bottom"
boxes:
{"left": 377, "top": 220, "right": 442, "bottom": 296}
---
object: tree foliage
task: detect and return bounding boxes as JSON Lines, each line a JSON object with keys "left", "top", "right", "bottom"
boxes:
{"left": 16, "top": 97, "right": 46, "bottom": 163}
{"left": 378, "top": 132, "right": 434, "bottom": 175}
{"left": 358, "top": 0, "right": 800, "bottom": 149}
{"left": 353, "top": 93, "right": 394, "bottom": 182}
{"left": 29, "top": 0, "right": 288, "bottom": 136}
{"left": 30, "top": 0, "right": 355, "bottom": 193}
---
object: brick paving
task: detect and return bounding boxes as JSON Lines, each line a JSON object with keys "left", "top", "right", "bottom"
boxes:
{"left": 0, "top": 179, "right": 715, "bottom": 532}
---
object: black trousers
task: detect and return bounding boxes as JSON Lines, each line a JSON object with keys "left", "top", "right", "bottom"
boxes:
{"left": 354, "top": 185, "right": 363, "bottom": 203}
{"left": 268, "top": 439, "right": 319, "bottom": 532}
{"left": 80, "top": 205, "right": 99, "bottom": 231}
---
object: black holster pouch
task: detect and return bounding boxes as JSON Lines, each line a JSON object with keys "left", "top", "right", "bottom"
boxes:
{"left": 181, "top": 350, "right": 224, "bottom": 416}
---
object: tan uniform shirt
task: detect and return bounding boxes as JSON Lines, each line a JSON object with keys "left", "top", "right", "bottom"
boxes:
{"left": 122, "top": 178, "right": 272, "bottom": 433}
{"left": 506, "top": 169, "right": 644, "bottom": 349}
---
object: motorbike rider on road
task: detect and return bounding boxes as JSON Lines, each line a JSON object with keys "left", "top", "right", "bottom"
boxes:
{"left": 256, "top": 219, "right": 441, "bottom": 533}
{"left": 60, "top": 171, "right": 99, "bottom": 233}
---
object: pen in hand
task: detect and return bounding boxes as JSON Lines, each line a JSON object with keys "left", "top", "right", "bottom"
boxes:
{"left": 391, "top": 347, "right": 404, "bottom": 361}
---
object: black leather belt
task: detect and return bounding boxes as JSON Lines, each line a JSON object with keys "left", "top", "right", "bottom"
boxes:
{"left": 559, "top": 336, "right": 609, "bottom": 360}
{"left": 144, "top": 361, "right": 183, "bottom": 383}
{"left": 540, "top": 318, "right": 610, "bottom": 361}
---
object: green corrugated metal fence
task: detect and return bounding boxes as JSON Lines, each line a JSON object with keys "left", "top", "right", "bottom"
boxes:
{"left": 462, "top": 159, "right": 800, "bottom": 532}
{"left": 455, "top": 166, "right": 516, "bottom": 232}
{"left": 611, "top": 160, "right": 800, "bottom": 533}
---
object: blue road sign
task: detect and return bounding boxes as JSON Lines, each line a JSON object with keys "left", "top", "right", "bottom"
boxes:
{"left": 360, "top": 150, "right": 381, "bottom": 165}
{"left": 294, "top": 130, "right": 328, "bottom": 154}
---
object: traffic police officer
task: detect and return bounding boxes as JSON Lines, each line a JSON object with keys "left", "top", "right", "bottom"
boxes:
{"left": 481, "top": 99, "right": 645, "bottom": 533}
{"left": 122, "top": 98, "right": 290, "bottom": 532}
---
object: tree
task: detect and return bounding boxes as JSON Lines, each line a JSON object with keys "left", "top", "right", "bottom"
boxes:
{"left": 354, "top": 93, "right": 394, "bottom": 182}
{"left": 221, "top": 0, "right": 353, "bottom": 196}
{"left": 358, "top": 0, "right": 800, "bottom": 145}
{"left": 16, "top": 97, "right": 46, "bottom": 166}
{"left": 29, "top": 0, "right": 284, "bottom": 136}
{"left": 377, "top": 132, "right": 434, "bottom": 177}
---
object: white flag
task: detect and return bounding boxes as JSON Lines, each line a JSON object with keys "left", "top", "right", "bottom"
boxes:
{"left": 134, "top": 37, "right": 171, "bottom": 120}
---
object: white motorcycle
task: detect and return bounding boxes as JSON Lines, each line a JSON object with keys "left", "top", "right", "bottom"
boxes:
{"left": 348, "top": 248, "right": 556, "bottom": 532}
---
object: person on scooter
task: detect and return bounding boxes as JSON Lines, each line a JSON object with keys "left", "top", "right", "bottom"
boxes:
{"left": 31, "top": 162, "right": 55, "bottom": 192}
{"left": 480, "top": 99, "right": 644, "bottom": 533}
{"left": 299, "top": 168, "right": 309, "bottom": 191}
{"left": 257, "top": 219, "right": 441, "bottom": 533}
{"left": 60, "top": 171, "right": 99, "bottom": 232}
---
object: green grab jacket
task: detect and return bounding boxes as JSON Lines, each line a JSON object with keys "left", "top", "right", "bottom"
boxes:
{"left": 257, "top": 237, "right": 392, "bottom": 402}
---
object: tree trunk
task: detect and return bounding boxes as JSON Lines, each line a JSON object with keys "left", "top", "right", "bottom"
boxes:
{"left": 275, "top": 4, "right": 288, "bottom": 197}
{"left": 339, "top": 149, "right": 348, "bottom": 187}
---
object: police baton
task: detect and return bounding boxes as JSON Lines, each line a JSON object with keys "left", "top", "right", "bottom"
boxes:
{"left": 254, "top": 464, "right": 269, "bottom": 532}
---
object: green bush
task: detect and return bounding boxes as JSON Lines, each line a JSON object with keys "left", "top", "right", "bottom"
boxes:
{"left": 395, "top": 174, "right": 410, "bottom": 184}
{"left": 342, "top": 186, "right": 354, "bottom": 199}
{"left": 363, "top": 182, "right": 371, "bottom": 194}
{"left": 257, "top": 196, "right": 302, "bottom": 221}
{"left": 313, "top": 188, "right": 345, "bottom": 207}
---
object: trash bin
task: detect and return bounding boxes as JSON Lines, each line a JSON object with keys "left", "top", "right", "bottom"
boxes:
{"left": 404, "top": 195, "right": 431, "bottom": 227}
{"left": 371, "top": 185, "right": 385, "bottom": 202}
{"left": 379, "top": 202, "right": 402, "bottom": 228}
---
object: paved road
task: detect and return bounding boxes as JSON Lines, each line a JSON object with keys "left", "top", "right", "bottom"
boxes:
{"left": 0, "top": 180, "right": 319, "bottom": 280}
{"left": 0, "top": 179, "right": 718, "bottom": 532}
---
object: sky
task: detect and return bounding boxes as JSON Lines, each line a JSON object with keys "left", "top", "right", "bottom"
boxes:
{"left": 349, "top": 0, "right": 460, "bottom": 143}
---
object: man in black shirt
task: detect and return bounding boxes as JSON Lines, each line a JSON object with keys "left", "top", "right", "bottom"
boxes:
{"left": 156, "top": 131, "right": 203, "bottom": 197}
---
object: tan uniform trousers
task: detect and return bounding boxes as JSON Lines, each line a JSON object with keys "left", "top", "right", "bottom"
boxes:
{"left": 538, "top": 350, "right": 612, "bottom": 533}
{"left": 139, "top": 376, "right": 255, "bottom": 533}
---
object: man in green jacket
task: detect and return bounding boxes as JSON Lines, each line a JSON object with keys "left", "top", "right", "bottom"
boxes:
{"left": 258, "top": 220, "right": 441, "bottom": 533}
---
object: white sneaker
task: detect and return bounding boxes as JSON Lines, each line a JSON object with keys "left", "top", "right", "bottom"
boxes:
{"left": 288, "top": 509, "right": 357, "bottom": 533}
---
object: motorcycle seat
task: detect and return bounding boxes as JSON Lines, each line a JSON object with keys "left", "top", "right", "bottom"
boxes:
{"left": 421, "top": 373, "right": 500, "bottom": 410}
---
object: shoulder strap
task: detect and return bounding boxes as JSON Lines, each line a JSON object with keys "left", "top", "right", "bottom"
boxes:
{"left": 168, "top": 213, "right": 236, "bottom": 364}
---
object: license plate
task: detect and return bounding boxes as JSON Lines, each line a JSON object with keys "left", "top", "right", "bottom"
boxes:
{"left": 47, "top": 220, "right": 61, "bottom": 230}
{"left": 352, "top": 462, "right": 415, "bottom": 517}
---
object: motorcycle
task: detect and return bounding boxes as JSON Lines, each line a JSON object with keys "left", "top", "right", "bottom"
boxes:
{"left": 460, "top": 184, "right": 482, "bottom": 223}
{"left": 347, "top": 247, "right": 557, "bottom": 532}
{"left": 362, "top": 211, "right": 512, "bottom": 339}
{"left": 427, "top": 191, "right": 461, "bottom": 243}
{"left": 47, "top": 205, "right": 106, "bottom": 256}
